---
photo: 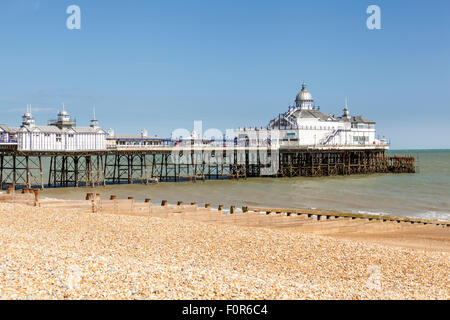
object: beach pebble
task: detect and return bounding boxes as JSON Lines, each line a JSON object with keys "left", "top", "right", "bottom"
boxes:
{"left": 0, "top": 203, "right": 448, "bottom": 300}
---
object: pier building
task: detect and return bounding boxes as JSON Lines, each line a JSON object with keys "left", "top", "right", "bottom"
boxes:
{"left": 236, "top": 84, "right": 380, "bottom": 147}
{"left": 3, "top": 106, "right": 106, "bottom": 152}
{"left": 106, "top": 129, "right": 165, "bottom": 149}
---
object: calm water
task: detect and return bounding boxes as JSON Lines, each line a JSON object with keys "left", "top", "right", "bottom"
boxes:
{"left": 40, "top": 150, "right": 450, "bottom": 221}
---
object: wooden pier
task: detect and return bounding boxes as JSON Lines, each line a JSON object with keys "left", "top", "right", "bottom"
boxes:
{"left": 0, "top": 145, "right": 415, "bottom": 189}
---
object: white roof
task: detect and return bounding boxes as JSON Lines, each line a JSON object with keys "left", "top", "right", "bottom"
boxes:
{"left": 0, "top": 125, "right": 19, "bottom": 133}
{"left": 19, "top": 126, "right": 105, "bottom": 134}
{"left": 72, "top": 127, "right": 106, "bottom": 134}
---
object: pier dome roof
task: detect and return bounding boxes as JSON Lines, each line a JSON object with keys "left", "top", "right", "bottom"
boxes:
{"left": 58, "top": 109, "right": 69, "bottom": 116}
{"left": 295, "top": 83, "right": 314, "bottom": 110}
{"left": 295, "top": 83, "right": 313, "bottom": 102}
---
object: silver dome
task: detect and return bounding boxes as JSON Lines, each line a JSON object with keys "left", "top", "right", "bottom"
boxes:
{"left": 295, "top": 83, "right": 313, "bottom": 102}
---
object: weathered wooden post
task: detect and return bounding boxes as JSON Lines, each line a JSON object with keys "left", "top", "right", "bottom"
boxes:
{"left": 127, "top": 198, "right": 134, "bottom": 213}
{"left": 86, "top": 193, "right": 94, "bottom": 201}
{"left": 110, "top": 195, "right": 117, "bottom": 200}
{"left": 230, "top": 206, "right": 235, "bottom": 214}
{"left": 33, "top": 189, "right": 39, "bottom": 206}
{"left": 145, "top": 198, "right": 152, "bottom": 215}
{"left": 218, "top": 205, "right": 223, "bottom": 211}
{"left": 161, "top": 200, "right": 167, "bottom": 207}
{"left": 177, "top": 201, "right": 183, "bottom": 206}
{"left": 205, "top": 204, "right": 211, "bottom": 209}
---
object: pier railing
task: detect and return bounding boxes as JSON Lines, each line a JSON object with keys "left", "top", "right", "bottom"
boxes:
{"left": 106, "top": 143, "right": 390, "bottom": 152}
{"left": 0, "top": 138, "right": 17, "bottom": 144}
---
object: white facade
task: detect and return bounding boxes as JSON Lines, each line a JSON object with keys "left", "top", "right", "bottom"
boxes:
{"left": 106, "top": 129, "right": 164, "bottom": 148}
{"left": 0, "top": 125, "right": 17, "bottom": 144}
{"left": 236, "top": 83, "right": 381, "bottom": 147}
{"left": 14, "top": 107, "right": 106, "bottom": 151}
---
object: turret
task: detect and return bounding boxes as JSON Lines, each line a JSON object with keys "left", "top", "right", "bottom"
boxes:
{"left": 343, "top": 98, "right": 351, "bottom": 119}
{"left": 295, "top": 83, "right": 314, "bottom": 110}
{"left": 90, "top": 107, "right": 100, "bottom": 129}
{"left": 21, "top": 104, "right": 35, "bottom": 128}
{"left": 49, "top": 103, "right": 76, "bottom": 128}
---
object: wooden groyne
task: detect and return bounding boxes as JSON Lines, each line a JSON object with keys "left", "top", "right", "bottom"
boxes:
{"left": 2, "top": 191, "right": 447, "bottom": 228}
{"left": 244, "top": 206, "right": 448, "bottom": 227}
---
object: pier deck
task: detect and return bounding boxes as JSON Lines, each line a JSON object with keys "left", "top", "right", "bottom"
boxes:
{"left": 0, "top": 144, "right": 415, "bottom": 189}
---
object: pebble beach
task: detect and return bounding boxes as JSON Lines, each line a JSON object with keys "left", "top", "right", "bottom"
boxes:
{"left": 0, "top": 203, "right": 449, "bottom": 300}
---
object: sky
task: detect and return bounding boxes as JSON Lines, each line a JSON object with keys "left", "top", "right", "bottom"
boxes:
{"left": 0, "top": 0, "right": 449, "bottom": 149}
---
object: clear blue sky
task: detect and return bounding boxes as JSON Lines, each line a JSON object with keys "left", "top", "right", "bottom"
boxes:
{"left": 0, "top": 0, "right": 449, "bottom": 149}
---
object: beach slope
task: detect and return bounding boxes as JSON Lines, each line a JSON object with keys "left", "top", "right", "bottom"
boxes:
{"left": 0, "top": 203, "right": 448, "bottom": 299}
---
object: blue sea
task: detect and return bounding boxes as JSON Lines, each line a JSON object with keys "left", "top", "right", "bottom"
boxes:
{"left": 41, "top": 149, "right": 450, "bottom": 221}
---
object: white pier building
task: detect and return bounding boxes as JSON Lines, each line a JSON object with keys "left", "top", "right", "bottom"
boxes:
{"left": 2, "top": 106, "right": 107, "bottom": 151}
{"left": 236, "top": 83, "right": 384, "bottom": 147}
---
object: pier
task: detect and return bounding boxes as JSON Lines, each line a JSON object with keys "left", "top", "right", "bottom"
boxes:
{"left": 0, "top": 86, "right": 417, "bottom": 190}
{"left": 0, "top": 144, "right": 415, "bottom": 190}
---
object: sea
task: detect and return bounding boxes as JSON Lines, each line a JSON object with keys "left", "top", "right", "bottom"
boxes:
{"left": 40, "top": 149, "right": 450, "bottom": 221}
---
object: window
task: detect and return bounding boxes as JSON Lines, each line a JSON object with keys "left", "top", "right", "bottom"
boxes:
{"left": 353, "top": 136, "right": 368, "bottom": 142}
